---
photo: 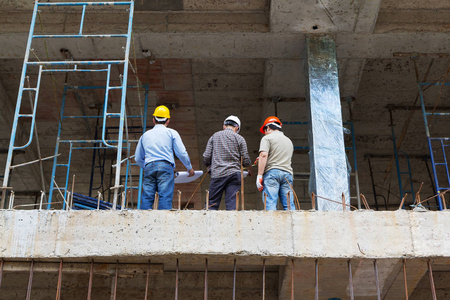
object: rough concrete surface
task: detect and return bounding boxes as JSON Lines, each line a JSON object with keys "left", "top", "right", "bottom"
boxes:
{"left": 0, "top": 210, "right": 449, "bottom": 261}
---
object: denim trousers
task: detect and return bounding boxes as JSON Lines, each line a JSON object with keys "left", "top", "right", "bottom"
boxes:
{"left": 141, "top": 160, "right": 174, "bottom": 210}
{"left": 262, "top": 169, "right": 295, "bottom": 210}
{"left": 208, "top": 172, "right": 241, "bottom": 210}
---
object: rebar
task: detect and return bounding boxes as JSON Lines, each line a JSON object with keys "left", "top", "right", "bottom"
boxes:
{"left": 206, "top": 190, "right": 209, "bottom": 211}
{"left": 144, "top": 260, "right": 150, "bottom": 300}
{"left": 177, "top": 190, "right": 181, "bottom": 210}
{"left": 428, "top": 259, "right": 437, "bottom": 300}
{"left": 175, "top": 259, "right": 179, "bottom": 300}
{"left": 56, "top": 260, "right": 63, "bottom": 300}
{"left": 311, "top": 192, "right": 316, "bottom": 210}
{"left": 236, "top": 191, "right": 240, "bottom": 210}
{"left": 264, "top": 193, "right": 267, "bottom": 211}
{"left": 315, "top": 259, "right": 318, "bottom": 300}
{"left": 204, "top": 258, "right": 208, "bottom": 300}
{"left": 87, "top": 261, "right": 94, "bottom": 300}
{"left": 262, "top": 259, "right": 266, "bottom": 300}
{"left": 374, "top": 260, "right": 381, "bottom": 300}
{"left": 113, "top": 262, "right": 118, "bottom": 300}
{"left": 348, "top": 260, "right": 354, "bottom": 300}
{"left": 154, "top": 192, "right": 159, "bottom": 210}
{"left": 291, "top": 259, "right": 294, "bottom": 300}
{"left": 233, "top": 259, "right": 236, "bottom": 300}
{"left": 287, "top": 191, "right": 291, "bottom": 210}
{"left": 26, "top": 260, "right": 34, "bottom": 300}
{"left": 0, "top": 258, "right": 4, "bottom": 288}
{"left": 403, "top": 259, "right": 409, "bottom": 300}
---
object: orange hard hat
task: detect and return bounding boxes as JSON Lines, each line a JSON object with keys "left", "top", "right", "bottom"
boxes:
{"left": 260, "top": 116, "right": 282, "bottom": 134}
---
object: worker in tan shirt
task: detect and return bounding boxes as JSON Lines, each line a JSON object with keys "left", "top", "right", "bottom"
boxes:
{"left": 256, "top": 116, "right": 295, "bottom": 210}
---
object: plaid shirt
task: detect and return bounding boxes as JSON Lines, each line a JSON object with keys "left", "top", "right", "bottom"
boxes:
{"left": 203, "top": 128, "right": 252, "bottom": 178}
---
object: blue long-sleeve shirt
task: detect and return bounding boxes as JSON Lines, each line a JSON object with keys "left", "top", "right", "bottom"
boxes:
{"left": 135, "top": 124, "right": 192, "bottom": 171}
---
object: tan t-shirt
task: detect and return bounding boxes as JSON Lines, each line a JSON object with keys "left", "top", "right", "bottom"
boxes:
{"left": 259, "top": 131, "right": 294, "bottom": 175}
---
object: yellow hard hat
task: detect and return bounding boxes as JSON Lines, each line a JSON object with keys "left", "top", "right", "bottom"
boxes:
{"left": 153, "top": 105, "right": 170, "bottom": 119}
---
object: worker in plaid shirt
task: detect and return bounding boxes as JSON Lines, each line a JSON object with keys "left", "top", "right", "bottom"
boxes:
{"left": 203, "top": 116, "right": 253, "bottom": 210}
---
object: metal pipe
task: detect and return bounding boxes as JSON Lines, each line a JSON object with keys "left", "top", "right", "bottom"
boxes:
{"left": 26, "top": 260, "right": 34, "bottom": 300}
{"left": 79, "top": 5, "right": 87, "bottom": 35}
{"left": 348, "top": 260, "right": 354, "bottom": 300}
{"left": 374, "top": 260, "right": 381, "bottom": 300}
{"left": 87, "top": 261, "right": 94, "bottom": 300}
{"left": 38, "top": 2, "right": 132, "bottom": 7}
{"left": 428, "top": 259, "right": 437, "bottom": 300}
{"left": 10, "top": 153, "right": 60, "bottom": 169}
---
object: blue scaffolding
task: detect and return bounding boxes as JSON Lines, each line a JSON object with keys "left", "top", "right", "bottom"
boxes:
{"left": 418, "top": 81, "right": 450, "bottom": 210}
{"left": 1, "top": 1, "right": 136, "bottom": 209}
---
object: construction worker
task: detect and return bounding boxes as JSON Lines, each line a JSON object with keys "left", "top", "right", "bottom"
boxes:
{"left": 135, "top": 105, "right": 195, "bottom": 210}
{"left": 203, "top": 116, "right": 253, "bottom": 210}
{"left": 256, "top": 116, "right": 295, "bottom": 210}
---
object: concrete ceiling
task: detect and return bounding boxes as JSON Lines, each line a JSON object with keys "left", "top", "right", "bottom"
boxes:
{"left": 0, "top": 0, "right": 450, "bottom": 210}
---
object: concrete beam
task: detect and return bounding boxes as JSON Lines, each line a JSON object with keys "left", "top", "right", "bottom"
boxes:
{"left": 0, "top": 210, "right": 450, "bottom": 261}
{"left": 0, "top": 32, "right": 449, "bottom": 60}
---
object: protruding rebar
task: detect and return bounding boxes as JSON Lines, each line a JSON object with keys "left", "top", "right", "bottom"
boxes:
{"left": 175, "top": 259, "right": 179, "bottom": 300}
{"left": 311, "top": 192, "right": 316, "bottom": 210}
{"left": 8, "top": 191, "right": 15, "bottom": 210}
{"left": 26, "top": 260, "right": 34, "bottom": 300}
{"left": 0, "top": 258, "right": 4, "bottom": 288}
{"left": 374, "top": 260, "right": 381, "bottom": 300}
{"left": 205, "top": 190, "right": 209, "bottom": 210}
{"left": 360, "top": 193, "right": 370, "bottom": 209}
{"left": 204, "top": 258, "right": 208, "bottom": 300}
{"left": 177, "top": 190, "right": 181, "bottom": 210}
{"left": 264, "top": 193, "right": 267, "bottom": 211}
{"left": 403, "top": 259, "right": 409, "bottom": 300}
{"left": 291, "top": 259, "right": 294, "bottom": 300}
{"left": 39, "top": 190, "right": 45, "bottom": 210}
{"left": 56, "top": 260, "right": 63, "bottom": 300}
{"left": 236, "top": 191, "right": 240, "bottom": 211}
{"left": 144, "top": 260, "right": 150, "bottom": 300}
{"left": 233, "top": 259, "right": 236, "bottom": 300}
{"left": 154, "top": 192, "right": 159, "bottom": 210}
{"left": 287, "top": 191, "right": 291, "bottom": 210}
{"left": 342, "top": 192, "right": 346, "bottom": 212}
{"left": 399, "top": 193, "right": 408, "bottom": 210}
{"left": 428, "top": 259, "right": 437, "bottom": 300}
{"left": 87, "top": 261, "right": 94, "bottom": 300}
{"left": 262, "top": 259, "right": 266, "bottom": 300}
{"left": 348, "top": 260, "right": 354, "bottom": 300}
{"left": 315, "top": 259, "right": 318, "bottom": 300}
{"left": 113, "top": 262, "right": 118, "bottom": 300}
{"left": 97, "top": 191, "right": 101, "bottom": 210}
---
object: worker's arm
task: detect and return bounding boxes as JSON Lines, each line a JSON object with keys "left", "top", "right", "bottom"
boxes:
{"left": 256, "top": 151, "right": 268, "bottom": 191}
{"left": 134, "top": 137, "right": 146, "bottom": 169}
{"left": 203, "top": 136, "right": 213, "bottom": 167}
{"left": 172, "top": 130, "right": 193, "bottom": 173}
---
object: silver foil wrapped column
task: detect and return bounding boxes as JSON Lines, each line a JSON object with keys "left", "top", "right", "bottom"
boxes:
{"left": 306, "top": 35, "right": 350, "bottom": 211}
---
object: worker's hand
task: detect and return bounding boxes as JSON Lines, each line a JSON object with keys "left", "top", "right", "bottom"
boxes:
{"left": 247, "top": 167, "right": 253, "bottom": 177}
{"left": 188, "top": 168, "right": 195, "bottom": 177}
{"left": 256, "top": 175, "right": 263, "bottom": 192}
{"left": 252, "top": 157, "right": 259, "bottom": 167}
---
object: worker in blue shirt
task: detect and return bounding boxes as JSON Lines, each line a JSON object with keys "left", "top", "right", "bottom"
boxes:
{"left": 135, "top": 105, "right": 195, "bottom": 210}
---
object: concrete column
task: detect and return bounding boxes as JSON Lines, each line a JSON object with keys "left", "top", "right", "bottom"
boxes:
{"left": 305, "top": 35, "right": 350, "bottom": 211}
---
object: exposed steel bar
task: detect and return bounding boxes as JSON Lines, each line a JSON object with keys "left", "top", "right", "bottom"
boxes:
{"left": 154, "top": 192, "right": 159, "bottom": 210}
{"left": 360, "top": 193, "right": 370, "bottom": 209}
{"left": 236, "top": 191, "right": 240, "bottom": 210}
{"left": 177, "top": 190, "right": 181, "bottom": 210}
{"left": 144, "top": 260, "right": 150, "bottom": 300}
{"left": 204, "top": 258, "right": 208, "bottom": 300}
{"left": 403, "top": 259, "right": 409, "bottom": 300}
{"left": 374, "top": 260, "right": 381, "bottom": 300}
{"left": 285, "top": 178, "right": 300, "bottom": 209}
{"left": 184, "top": 173, "right": 208, "bottom": 209}
{"left": 441, "top": 193, "right": 447, "bottom": 210}
{"left": 97, "top": 191, "right": 101, "bottom": 210}
{"left": 233, "top": 259, "right": 236, "bottom": 300}
{"left": 56, "top": 260, "right": 63, "bottom": 300}
{"left": 0, "top": 258, "right": 4, "bottom": 288}
{"left": 287, "top": 191, "right": 291, "bottom": 210}
{"left": 342, "top": 192, "right": 346, "bottom": 212}
{"left": 264, "top": 193, "right": 267, "bottom": 211}
{"left": 428, "top": 259, "right": 437, "bottom": 300}
{"left": 175, "top": 259, "right": 179, "bottom": 300}
{"left": 348, "top": 260, "right": 354, "bottom": 300}
{"left": 262, "top": 259, "right": 266, "bottom": 300}
{"left": 399, "top": 193, "right": 408, "bottom": 210}
{"left": 415, "top": 182, "right": 424, "bottom": 205}
{"left": 26, "top": 260, "right": 34, "bottom": 300}
{"left": 291, "top": 259, "right": 294, "bottom": 300}
{"left": 87, "top": 261, "right": 94, "bottom": 300}
{"left": 71, "top": 174, "right": 75, "bottom": 209}
{"left": 315, "top": 259, "right": 318, "bottom": 300}
{"left": 205, "top": 190, "right": 209, "bottom": 210}
{"left": 315, "top": 194, "right": 358, "bottom": 210}
{"left": 112, "top": 262, "right": 118, "bottom": 300}
{"left": 311, "top": 192, "right": 316, "bottom": 210}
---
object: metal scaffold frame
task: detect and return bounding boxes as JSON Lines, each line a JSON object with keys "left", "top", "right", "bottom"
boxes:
{"left": 418, "top": 81, "right": 450, "bottom": 211}
{"left": 1, "top": 1, "right": 136, "bottom": 209}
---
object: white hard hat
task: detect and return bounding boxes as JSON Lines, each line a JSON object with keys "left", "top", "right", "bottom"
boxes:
{"left": 224, "top": 115, "right": 241, "bottom": 132}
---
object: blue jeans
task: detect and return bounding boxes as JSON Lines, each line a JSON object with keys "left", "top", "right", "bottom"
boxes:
{"left": 262, "top": 169, "right": 295, "bottom": 210}
{"left": 141, "top": 160, "right": 174, "bottom": 210}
